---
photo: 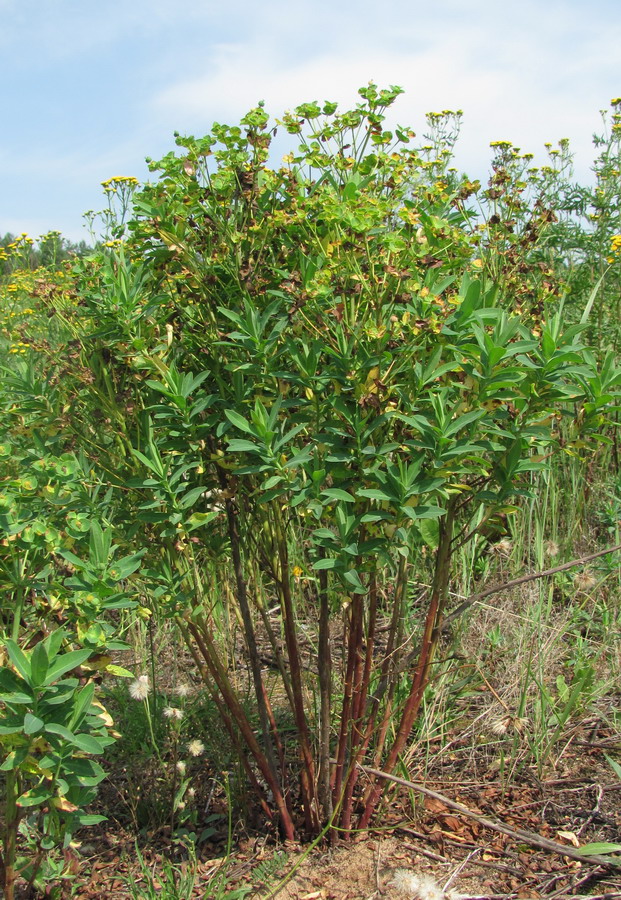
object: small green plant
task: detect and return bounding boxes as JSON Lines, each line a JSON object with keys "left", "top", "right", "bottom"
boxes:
{"left": 126, "top": 842, "right": 200, "bottom": 900}
{"left": 0, "top": 630, "right": 117, "bottom": 900}
{"left": 124, "top": 776, "right": 278, "bottom": 900}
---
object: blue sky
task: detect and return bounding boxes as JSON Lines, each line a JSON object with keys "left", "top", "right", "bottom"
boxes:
{"left": 2, "top": 0, "right": 620, "bottom": 242}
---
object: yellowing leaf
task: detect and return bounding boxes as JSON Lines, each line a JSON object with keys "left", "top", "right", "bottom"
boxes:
{"left": 51, "top": 795, "right": 79, "bottom": 812}
{"left": 105, "top": 664, "right": 134, "bottom": 678}
{"left": 557, "top": 830, "right": 580, "bottom": 848}
{"left": 364, "top": 366, "right": 380, "bottom": 393}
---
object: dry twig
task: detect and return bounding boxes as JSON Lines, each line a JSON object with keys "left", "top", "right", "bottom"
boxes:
{"left": 353, "top": 762, "right": 621, "bottom": 871}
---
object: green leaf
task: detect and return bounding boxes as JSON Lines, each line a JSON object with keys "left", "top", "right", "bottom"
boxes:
{"left": 45, "top": 649, "right": 92, "bottom": 685}
{"left": 45, "top": 723, "right": 77, "bottom": 742}
{"left": 179, "top": 486, "right": 208, "bottom": 508}
{"left": 132, "top": 447, "right": 164, "bottom": 476}
{"left": 576, "top": 842, "right": 621, "bottom": 856}
{"left": 227, "top": 438, "right": 261, "bottom": 453}
{"left": 0, "top": 667, "right": 32, "bottom": 698}
{"left": 23, "top": 713, "right": 44, "bottom": 735}
{"left": 90, "top": 521, "right": 112, "bottom": 566}
{"left": 186, "top": 511, "right": 219, "bottom": 532}
{"left": 580, "top": 273, "right": 605, "bottom": 325}
{"left": 0, "top": 692, "right": 32, "bottom": 705}
{"left": 110, "top": 552, "right": 144, "bottom": 579}
{"left": 357, "top": 488, "right": 393, "bottom": 502}
{"left": 416, "top": 518, "right": 440, "bottom": 550}
{"left": 63, "top": 757, "right": 105, "bottom": 781}
{"left": 343, "top": 569, "right": 366, "bottom": 594}
{"left": 444, "top": 409, "right": 487, "bottom": 438}
{"left": 105, "top": 664, "right": 134, "bottom": 677}
{"left": 312, "top": 557, "right": 339, "bottom": 570}
{"left": 605, "top": 754, "right": 621, "bottom": 781}
{"left": 44, "top": 629, "right": 66, "bottom": 660}
{"left": 70, "top": 733, "right": 107, "bottom": 754}
{"left": 30, "top": 643, "right": 49, "bottom": 687}
{"left": 70, "top": 683, "right": 95, "bottom": 730}
{"left": 4, "top": 641, "right": 31, "bottom": 682}
{"left": 402, "top": 504, "right": 446, "bottom": 520}
{"left": 17, "top": 785, "right": 51, "bottom": 807}
{"left": 284, "top": 447, "right": 313, "bottom": 468}
{"left": 322, "top": 488, "right": 356, "bottom": 503}
{"left": 58, "top": 548, "right": 86, "bottom": 570}
{"left": 224, "top": 409, "right": 255, "bottom": 434}
{"left": 262, "top": 475, "right": 283, "bottom": 489}
{"left": 274, "top": 422, "right": 307, "bottom": 450}
{"left": 77, "top": 814, "right": 107, "bottom": 826}
{"left": 0, "top": 747, "right": 29, "bottom": 771}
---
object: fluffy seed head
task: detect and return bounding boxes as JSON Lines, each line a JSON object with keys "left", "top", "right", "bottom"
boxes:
{"left": 129, "top": 675, "right": 150, "bottom": 701}
{"left": 574, "top": 570, "right": 596, "bottom": 592}
{"left": 544, "top": 540, "right": 559, "bottom": 558}
{"left": 390, "top": 869, "right": 444, "bottom": 900}
{"left": 492, "top": 538, "right": 512, "bottom": 556}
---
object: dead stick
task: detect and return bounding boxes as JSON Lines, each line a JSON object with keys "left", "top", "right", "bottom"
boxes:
{"left": 379, "top": 543, "right": 621, "bottom": 689}
{"left": 425, "top": 894, "right": 621, "bottom": 900}
{"left": 442, "top": 541, "right": 621, "bottom": 629}
{"left": 350, "top": 761, "right": 621, "bottom": 871}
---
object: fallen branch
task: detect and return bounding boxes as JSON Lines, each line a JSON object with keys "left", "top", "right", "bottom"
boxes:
{"left": 372, "top": 543, "right": 621, "bottom": 693}
{"left": 450, "top": 895, "right": 621, "bottom": 900}
{"left": 441, "top": 540, "right": 621, "bottom": 630}
{"left": 353, "top": 762, "right": 621, "bottom": 871}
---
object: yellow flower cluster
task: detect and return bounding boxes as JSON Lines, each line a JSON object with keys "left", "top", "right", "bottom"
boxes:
{"left": 8, "top": 342, "right": 31, "bottom": 355}
{"left": 426, "top": 109, "right": 462, "bottom": 119}
{"left": 101, "top": 175, "right": 139, "bottom": 193}
{"left": 101, "top": 175, "right": 139, "bottom": 187}
{"left": 608, "top": 234, "right": 621, "bottom": 262}
{"left": 1, "top": 233, "right": 34, "bottom": 260}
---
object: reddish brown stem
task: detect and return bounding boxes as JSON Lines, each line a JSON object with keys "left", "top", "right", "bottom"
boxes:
{"left": 357, "top": 557, "right": 409, "bottom": 778}
{"left": 331, "top": 593, "right": 361, "bottom": 807}
{"left": 340, "top": 572, "right": 378, "bottom": 833}
{"left": 185, "top": 618, "right": 295, "bottom": 839}
{"left": 220, "top": 483, "right": 281, "bottom": 783}
{"left": 179, "top": 622, "right": 274, "bottom": 820}
{"left": 317, "top": 564, "right": 333, "bottom": 823}
{"left": 358, "top": 504, "right": 455, "bottom": 829}
{"left": 275, "top": 519, "right": 319, "bottom": 833}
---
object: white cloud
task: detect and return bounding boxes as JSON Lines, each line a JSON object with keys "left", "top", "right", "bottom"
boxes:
{"left": 3, "top": 0, "right": 619, "bottom": 239}
{"left": 150, "top": 10, "right": 618, "bottom": 183}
